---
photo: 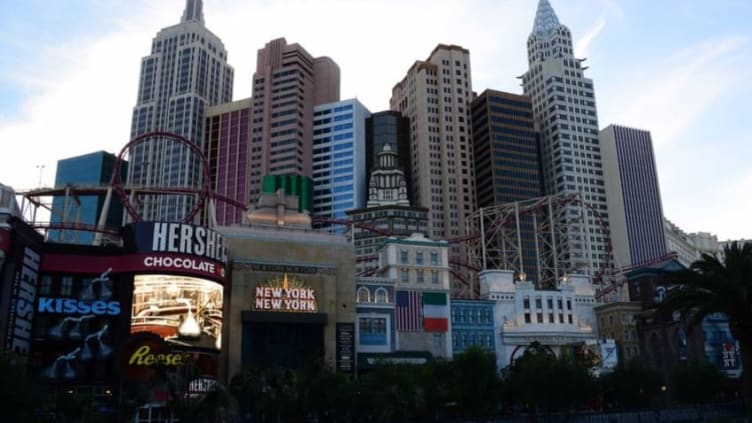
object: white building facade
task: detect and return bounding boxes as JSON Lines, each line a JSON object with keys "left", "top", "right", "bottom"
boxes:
{"left": 479, "top": 269, "right": 597, "bottom": 369}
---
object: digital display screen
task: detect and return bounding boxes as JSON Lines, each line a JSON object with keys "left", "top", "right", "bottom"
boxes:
{"left": 131, "top": 274, "right": 223, "bottom": 352}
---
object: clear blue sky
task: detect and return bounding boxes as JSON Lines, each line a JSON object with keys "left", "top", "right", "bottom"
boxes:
{"left": 0, "top": 0, "right": 750, "bottom": 240}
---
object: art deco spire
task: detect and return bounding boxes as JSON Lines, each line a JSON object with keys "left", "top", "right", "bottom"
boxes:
{"left": 181, "top": 0, "right": 204, "bottom": 24}
{"left": 532, "top": 0, "right": 560, "bottom": 37}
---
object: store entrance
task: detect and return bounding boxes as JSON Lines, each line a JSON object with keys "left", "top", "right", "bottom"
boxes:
{"left": 241, "top": 311, "right": 326, "bottom": 370}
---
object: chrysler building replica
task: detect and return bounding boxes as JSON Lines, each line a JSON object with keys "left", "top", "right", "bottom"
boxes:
{"left": 521, "top": 0, "right": 611, "bottom": 278}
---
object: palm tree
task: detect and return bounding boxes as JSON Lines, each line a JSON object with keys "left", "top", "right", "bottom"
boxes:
{"left": 658, "top": 241, "right": 752, "bottom": 417}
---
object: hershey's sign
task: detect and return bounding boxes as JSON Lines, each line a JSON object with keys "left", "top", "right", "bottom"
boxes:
{"left": 6, "top": 247, "right": 40, "bottom": 354}
{"left": 151, "top": 223, "right": 227, "bottom": 262}
{"left": 127, "top": 222, "right": 227, "bottom": 264}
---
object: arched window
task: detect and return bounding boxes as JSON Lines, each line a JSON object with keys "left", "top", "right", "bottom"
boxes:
{"left": 357, "top": 287, "right": 370, "bottom": 303}
{"left": 375, "top": 288, "right": 388, "bottom": 304}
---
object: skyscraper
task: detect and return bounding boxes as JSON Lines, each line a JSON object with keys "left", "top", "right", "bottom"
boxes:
{"left": 311, "top": 98, "right": 370, "bottom": 233}
{"left": 49, "top": 151, "right": 127, "bottom": 245}
{"left": 390, "top": 44, "right": 476, "bottom": 296}
{"left": 127, "top": 0, "right": 234, "bottom": 222}
{"left": 521, "top": 0, "right": 611, "bottom": 277}
{"left": 365, "top": 111, "right": 413, "bottom": 203}
{"left": 249, "top": 38, "right": 340, "bottom": 207}
{"left": 471, "top": 90, "right": 542, "bottom": 207}
{"left": 600, "top": 125, "right": 667, "bottom": 268}
{"left": 347, "top": 144, "right": 429, "bottom": 275}
{"left": 204, "top": 98, "right": 251, "bottom": 226}
{"left": 470, "top": 89, "right": 543, "bottom": 283}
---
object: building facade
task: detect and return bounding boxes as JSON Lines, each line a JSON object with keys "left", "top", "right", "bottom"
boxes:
{"left": 600, "top": 125, "right": 667, "bottom": 268}
{"left": 377, "top": 233, "right": 452, "bottom": 358}
{"left": 49, "top": 151, "right": 127, "bottom": 245}
{"left": 249, "top": 38, "right": 340, "bottom": 206}
{"left": 471, "top": 89, "right": 543, "bottom": 284}
{"left": 356, "top": 276, "right": 396, "bottom": 355}
{"left": 127, "top": 0, "right": 234, "bottom": 222}
{"left": 347, "top": 144, "right": 429, "bottom": 276}
{"left": 311, "top": 99, "right": 371, "bottom": 233}
{"left": 390, "top": 44, "right": 477, "bottom": 296}
{"left": 450, "top": 300, "right": 496, "bottom": 355}
{"left": 594, "top": 301, "right": 641, "bottom": 361}
{"left": 204, "top": 98, "right": 252, "bottom": 226}
{"left": 220, "top": 190, "right": 356, "bottom": 377}
{"left": 521, "top": 0, "right": 611, "bottom": 277}
{"left": 479, "top": 269, "right": 598, "bottom": 369}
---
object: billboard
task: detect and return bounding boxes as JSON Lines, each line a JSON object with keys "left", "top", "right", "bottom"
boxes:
{"left": 703, "top": 313, "right": 742, "bottom": 377}
{"left": 30, "top": 267, "right": 133, "bottom": 384}
{"left": 131, "top": 274, "right": 223, "bottom": 352}
{"left": 570, "top": 339, "right": 618, "bottom": 376}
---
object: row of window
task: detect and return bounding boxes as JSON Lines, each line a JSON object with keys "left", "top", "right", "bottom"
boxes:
{"left": 400, "top": 249, "right": 439, "bottom": 265}
{"left": 356, "top": 287, "right": 389, "bottom": 304}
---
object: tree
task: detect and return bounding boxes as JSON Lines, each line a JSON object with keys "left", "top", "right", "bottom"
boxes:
{"left": 673, "top": 359, "right": 728, "bottom": 404}
{"left": 600, "top": 358, "right": 662, "bottom": 409}
{"left": 502, "top": 342, "right": 597, "bottom": 413}
{"left": 450, "top": 348, "right": 501, "bottom": 419}
{"left": 658, "top": 241, "right": 752, "bottom": 417}
{"left": 0, "top": 350, "right": 43, "bottom": 422}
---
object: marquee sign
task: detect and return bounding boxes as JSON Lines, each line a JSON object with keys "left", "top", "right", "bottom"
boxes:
{"left": 253, "top": 274, "right": 318, "bottom": 313}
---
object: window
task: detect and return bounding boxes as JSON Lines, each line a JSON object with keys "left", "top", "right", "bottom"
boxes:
{"left": 431, "top": 271, "right": 439, "bottom": 284}
{"left": 357, "top": 287, "right": 370, "bottom": 303}
{"left": 417, "top": 269, "right": 425, "bottom": 283}
{"left": 61, "top": 276, "right": 73, "bottom": 296}
{"left": 359, "top": 317, "right": 388, "bottom": 346}
{"left": 525, "top": 313, "right": 531, "bottom": 323}
{"left": 523, "top": 297, "right": 530, "bottom": 309}
{"left": 400, "top": 249, "right": 409, "bottom": 264}
{"left": 430, "top": 251, "right": 439, "bottom": 265}
{"left": 416, "top": 251, "right": 424, "bottom": 265}
{"left": 39, "top": 275, "right": 52, "bottom": 296}
{"left": 400, "top": 269, "right": 409, "bottom": 283}
{"left": 375, "top": 288, "right": 388, "bottom": 304}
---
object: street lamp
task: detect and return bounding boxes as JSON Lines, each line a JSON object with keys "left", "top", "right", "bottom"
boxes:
{"left": 36, "top": 164, "right": 45, "bottom": 188}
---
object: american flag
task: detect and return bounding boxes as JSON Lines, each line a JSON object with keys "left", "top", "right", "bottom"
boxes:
{"left": 396, "top": 290, "right": 422, "bottom": 331}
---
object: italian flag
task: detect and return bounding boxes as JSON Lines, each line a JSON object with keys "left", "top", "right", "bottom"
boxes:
{"left": 423, "top": 292, "right": 449, "bottom": 332}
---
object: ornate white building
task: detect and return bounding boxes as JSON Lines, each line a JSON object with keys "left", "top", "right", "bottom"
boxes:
{"left": 479, "top": 269, "right": 597, "bottom": 369}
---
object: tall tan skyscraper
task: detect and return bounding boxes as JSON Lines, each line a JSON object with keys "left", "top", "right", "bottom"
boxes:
{"left": 390, "top": 44, "right": 476, "bottom": 296}
{"left": 248, "top": 38, "right": 340, "bottom": 206}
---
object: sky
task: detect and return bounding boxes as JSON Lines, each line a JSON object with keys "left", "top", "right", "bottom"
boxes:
{"left": 0, "top": 0, "right": 750, "bottom": 241}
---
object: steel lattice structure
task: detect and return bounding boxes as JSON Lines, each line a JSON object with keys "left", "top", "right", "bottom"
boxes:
{"left": 463, "top": 192, "right": 612, "bottom": 298}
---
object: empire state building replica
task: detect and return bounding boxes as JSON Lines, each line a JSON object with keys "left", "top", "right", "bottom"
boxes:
{"left": 521, "top": 0, "right": 612, "bottom": 279}
{"left": 127, "top": 0, "right": 234, "bottom": 222}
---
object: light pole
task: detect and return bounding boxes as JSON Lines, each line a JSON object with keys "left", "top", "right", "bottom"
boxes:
{"left": 36, "top": 164, "right": 45, "bottom": 188}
